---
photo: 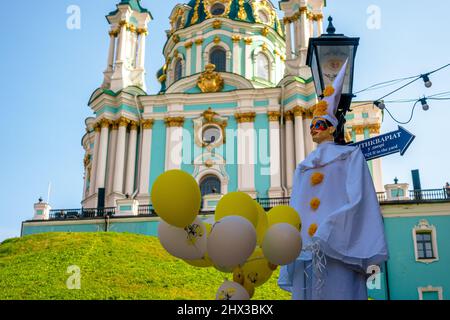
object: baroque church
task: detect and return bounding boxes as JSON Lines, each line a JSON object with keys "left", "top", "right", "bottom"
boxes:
{"left": 81, "top": 0, "right": 383, "bottom": 210}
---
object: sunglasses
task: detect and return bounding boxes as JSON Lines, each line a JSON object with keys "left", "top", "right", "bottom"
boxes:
{"left": 310, "top": 120, "right": 330, "bottom": 131}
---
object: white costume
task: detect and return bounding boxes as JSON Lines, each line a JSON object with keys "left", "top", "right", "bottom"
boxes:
{"left": 278, "top": 62, "right": 388, "bottom": 300}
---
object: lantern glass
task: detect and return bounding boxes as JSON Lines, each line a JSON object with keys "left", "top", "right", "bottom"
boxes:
{"left": 316, "top": 45, "right": 354, "bottom": 94}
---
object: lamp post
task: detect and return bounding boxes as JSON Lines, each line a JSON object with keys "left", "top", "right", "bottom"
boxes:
{"left": 306, "top": 16, "right": 360, "bottom": 144}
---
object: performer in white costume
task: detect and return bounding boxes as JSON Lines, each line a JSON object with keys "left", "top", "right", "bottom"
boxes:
{"left": 278, "top": 62, "right": 388, "bottom": 300}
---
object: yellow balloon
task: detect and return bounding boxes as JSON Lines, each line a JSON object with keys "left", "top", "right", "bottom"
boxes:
{"left": 235, "top": 248, "right": 273, "bottom": 287}
{"left": 151, "top": 170, "right": 201, "bottom": 228}
{"left": 185, "top": 253, "right": 213, "bottom": 268}
{"left": 267, "top": 205, "right": 302, "bottom": 231}
{"left": 215, "top": 192, "right": 259, "bottom": 227}
{"left": 254, "top": 201, "right": 268, "bottom": 245}
{"left": 242, "top": 280, "right": 255, "bottom": 299}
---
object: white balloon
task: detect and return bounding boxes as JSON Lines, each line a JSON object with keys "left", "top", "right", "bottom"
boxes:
{"left": 207, "top": 216, "right": 257, "bottom": 269}
{"left": 216, "top": 281, "right": 250, "bottom": 300}
{"left": 158, "top": 217, "right": 207, "bottom": 260}
{"left": 262, "top": 223, "right": 302, "bottom": 266}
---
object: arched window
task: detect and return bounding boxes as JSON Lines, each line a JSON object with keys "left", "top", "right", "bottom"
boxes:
{"left": 256, "top": 52, "right": 270, "bottom": 81}
{"left": 211, "top": 3, "right": 225, "bottom": 16}
{"left": 175, "top": 16, "right": 183, "bottom": 30}
{"left": 174, "top": 58, "right": 183, "bottom": 82}
{"left": 209, "top": 46, "right": 226, "bottom": 72}
{"left": 200, "top": 175, "right": 221, "bottom": 196}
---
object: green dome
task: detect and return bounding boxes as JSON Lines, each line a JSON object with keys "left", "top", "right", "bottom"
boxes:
{"left": 183, "top": 0, "right": 283, "bottom": 37}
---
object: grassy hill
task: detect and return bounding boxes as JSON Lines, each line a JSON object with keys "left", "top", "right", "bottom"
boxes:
{"left": 0, "top": 232, "right": 291, "bottom": 300}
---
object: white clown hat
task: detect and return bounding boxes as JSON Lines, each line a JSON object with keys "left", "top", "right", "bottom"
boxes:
{"left": 312, "top": 60, "right": 348, "bottom": 127}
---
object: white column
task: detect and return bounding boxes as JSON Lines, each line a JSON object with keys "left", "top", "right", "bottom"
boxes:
{"left": 236, "top": 113, "right": 256, "bottom": 197}
{"left": 95, "top": 120, "right": 111, "bottom": 190}
{"left": 116, "top": 22, "right": 128, "bottom": 62}
{"left": 300, "top": 10, "right": 310, "bottom": 48}
{"left": 137, "top": 30, "right": 146, "bottom": 69}
{"left": 372, "top": 158, "right": 384, "bottom": 192}
{"left": 232, "top": 35, "right": 240, "bottom": 74}
{"left": 244, "top": 39, "right": 252, "bottom": 79}
{"left": 106, "top": 125, "right": 118, "bottom": 199}
{"left": 89, "top": 127, "right": 101, "bottom": 196}
{"left": 165, "top": 118, "right": 184, "bottom": 171}
{"left": 309, "top": 18, "right": 315, "bottom": 38}
{"left": 125, "top": 122, "right": 138, "bottom": 196}
{"left": 185, "top": 43, "right": 192, "bottom": 76}
{"left": 195, "top": 39, "right": 203, "bottom": 73}
{"left": 294, "top": 19, "right": 301, "bottom": 55}
{"left": 293, "top": 107, "right": 306, "bottom": 165}
{"left": 138, "top": 119, "right": 154, "bottom": 197}
{"left": 285, "top": 20, "right": 292, "bottom": 59}
{"left": 285, "top": 112, "right": 295, "bottom": 191}
{"left": 303, "top": 114, "right": 314, "bottom": 156}
{"left": 113, "top": 117, "right": 129, "bottom": 194}
{"left": 268, "top": 112, "right": 283, "bottom": 197}
{"left": 317, "top": 17, "right": 324, "bottom": 36}
{"left": 107, "top": 32, "right": 116, "bottom": 71}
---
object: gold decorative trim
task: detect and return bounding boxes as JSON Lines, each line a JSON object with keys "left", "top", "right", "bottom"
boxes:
{"left": 284, "top": 110, "right": 294, "bottom": 121}
{"left": 130, "top": 121, "right": 139, "bottom": 131}
{"left": 261, "top": 26, "right": 270, "bottom": 37}
{"left": 164, "top": 117, "right": 185, "bottom": 127}
{"left": 252, "top": 0, "right": 276, "bottom": 27}
{"left": 244, "top": 37, "right": 253, "bottom": 45}
{"left": 199, "top": 108, "right": 228, "bottom": 147}
{"left": 237, "top": 0, "right": 247, "bottom": 20}
{"left": 231, "top": 35, "right": 241, "bottom": 43}
{"left": 195, "top": 38, "right": 204, "bottom": 45}
{"left": 213, "top": 35, "right": 221, "bottom": 44}
{"left": 293, "top": 106, "right": 306, "bottom": 117}
{"left": 204, "top": 0, "right": 232, "bottom": 20}
{"left": 212, "top": 20, "right": 222, "bottom": 29}
{"left": 235, "top": 112, "right": 256, "bottom": 123}
{"left": 268, "top": 111, "right": 281, "bottom": 122}
{"left": 137, "top": 28, "right": 148, "bottom": 35}
{"left": 190, "top": 0, "right": 201, "bottom": 25}
{"left": 197, "top": 64, "right": 224, "bottom": 93}
{"left": 170, "top": 7, "right": 186, "bottom": 33}
{"left": 350, "top": 124, "right": 381, "bottom": 135}
{"left": 184, "top": 41, "right": 193, "bottom": 49}
{"left": 141, "top": 119, "right": 155, "bottom": 129}
{"left": 173, "top": 35, "right": 180, "bottom": 43}
{"left": 117, "top": 117, "right": 130, "bottom": 128}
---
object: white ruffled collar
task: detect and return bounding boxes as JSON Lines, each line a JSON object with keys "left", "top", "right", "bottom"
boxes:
{"left": 299, "top": 142, "right": 357, "bottom": 171}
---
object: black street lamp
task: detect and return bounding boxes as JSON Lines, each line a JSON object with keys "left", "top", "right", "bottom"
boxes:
{"left": 306, "top": 16, "right": 360, "bottom": 144}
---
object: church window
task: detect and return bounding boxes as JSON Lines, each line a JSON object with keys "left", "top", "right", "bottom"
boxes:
{"left": 210, "top": 46, "right": 226, "bottom": 72}
{"left": 256, "top": 52, "right": 270, "bottom": 81}
{"left": 211, "top": 3, "right": 225, "bottom": 16}
{"left": 413, "top": 220, "right": 439, "bottom": 263}
{"left": 175, "top": 16, "right": 183, "bottom": 30}
{"left": 174, "top": 59, "right": 183, "bottom": 82}
{"left": 258, "top": 10, "right": 269, "bottom": 24}
{"left": 202, "top": 125, "right": 222, "bottom": 145}
{"left": 200, "top": 175, "right": 221, "bottom": 196}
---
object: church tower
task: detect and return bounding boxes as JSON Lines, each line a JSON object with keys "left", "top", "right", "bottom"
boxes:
{"left": 279, "top": 0, "right": 325, "bottom": 78}
{"left": 103, "top": 0, "right": 153, "bottom": 92}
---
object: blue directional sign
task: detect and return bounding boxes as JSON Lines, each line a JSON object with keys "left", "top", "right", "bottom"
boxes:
{"left": 350, "top": 126, "right": 415, "bottom": 161}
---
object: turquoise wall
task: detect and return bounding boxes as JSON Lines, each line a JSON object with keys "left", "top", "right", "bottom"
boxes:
{"left": 254, "top": 114, "right": 270, "bottom": 198}
{"left": 23, "top": 220, "right": 160, "bottom": 237}
{"left": 181, "top": 118, "right": 195, "bottom": 175}
{"left": 149, "top": 120, "right": 166, "bottom": 198}
{"left": 225, "top": 116, "right": 238, "bottom": 193}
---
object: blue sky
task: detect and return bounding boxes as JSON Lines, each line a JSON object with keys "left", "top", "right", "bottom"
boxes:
{"left": 0, "top": 0, "right": 449, "bottom": 241}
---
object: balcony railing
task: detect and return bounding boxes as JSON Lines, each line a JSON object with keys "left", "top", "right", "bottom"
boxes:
{"left": 41, "top": 188, "right": 450, "bottom": 222}
{"left": 49, "top": 207, "right": 116, "bottom": 220}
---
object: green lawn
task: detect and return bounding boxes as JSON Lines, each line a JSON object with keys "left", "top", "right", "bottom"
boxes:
{"left": 0, "top": 232, "right": 291, "bottom": 300}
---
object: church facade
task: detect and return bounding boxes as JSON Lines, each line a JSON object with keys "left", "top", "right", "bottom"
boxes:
{"left": 81, "top": 0, "right": 383, "bottom": 211}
